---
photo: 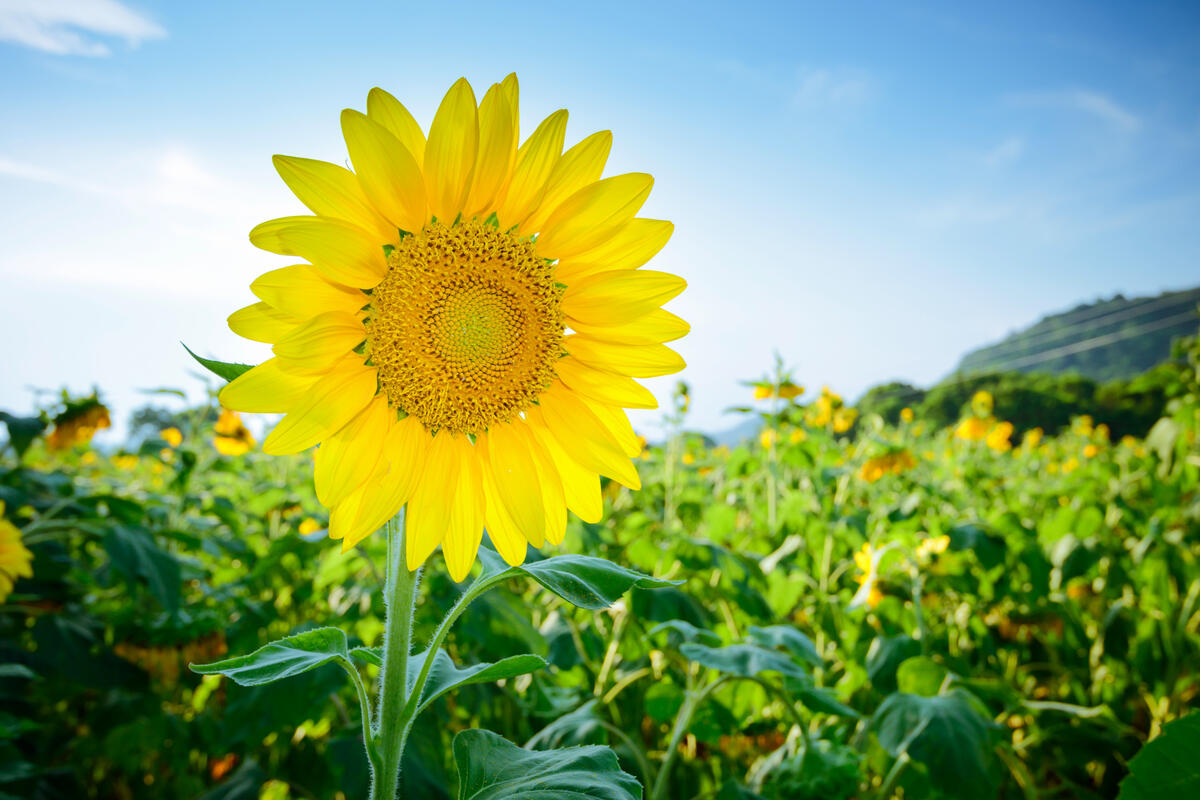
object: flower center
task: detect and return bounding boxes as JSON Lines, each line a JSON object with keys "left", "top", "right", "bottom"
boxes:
{"left": 365, "top": 219, "right": 564, "bottom": 435}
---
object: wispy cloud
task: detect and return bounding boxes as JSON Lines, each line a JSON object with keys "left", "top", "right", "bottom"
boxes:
{"left": 1008, "top": 88, "right": 1141, "bottom": 132}
{"left": 0, "top": 0, "right": 165, "bottom": 57}
{"left": 983, "top": 136, "right": 1025, "bottom": 167}
{"left": 793, "top": 66, "right": 874, "bottom": 107}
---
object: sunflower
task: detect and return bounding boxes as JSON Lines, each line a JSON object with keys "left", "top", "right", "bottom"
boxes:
{"left": 220, "top": 75, "right": 688, "bottom": 580}
{"left": 0, "top": 502, "right": 33, "bottom": 604}
{"left": 213, "top": 409, "right": 256, "bottom": 456}
{"left": 46, "top": 401, "right": 111, "bottom": 452}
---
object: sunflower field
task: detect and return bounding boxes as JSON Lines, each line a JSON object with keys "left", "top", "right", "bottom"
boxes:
{"left": 2, "top": 328, "right": 1198, "bottom": 799}
{"left": 3, "top": 73, "right": 1200, "bottom": 800}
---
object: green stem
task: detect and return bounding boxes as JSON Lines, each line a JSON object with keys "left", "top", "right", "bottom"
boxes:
{"left": 877, "top": 752, "right": 910, "bottom": 799}
{"left": 650, "top": 677, "right": 727, "bottom": 800}
{"left": 370, "top": 512, "right": 421, "bottom": 800}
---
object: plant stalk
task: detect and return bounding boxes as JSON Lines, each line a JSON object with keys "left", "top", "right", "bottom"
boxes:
{"left": 369, "top": 512, "right": 421, "bottom": 800}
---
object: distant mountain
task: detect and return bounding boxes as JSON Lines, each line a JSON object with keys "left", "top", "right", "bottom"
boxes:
{"left": 954, "top": 286, "right": 1200, "bottom": 383}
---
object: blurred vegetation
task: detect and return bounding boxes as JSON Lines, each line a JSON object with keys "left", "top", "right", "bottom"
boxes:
{"left": 0, "top": 328, "right": 1198, "bottom": 799}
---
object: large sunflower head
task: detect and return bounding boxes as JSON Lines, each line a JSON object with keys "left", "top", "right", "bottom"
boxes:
{"left": 221, "top": 75, "right": 688, "bottom": 580}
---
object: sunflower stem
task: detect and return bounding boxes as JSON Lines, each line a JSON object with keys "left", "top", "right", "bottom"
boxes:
{"left": 370, "top": 511, "right": 420, "bottom": 800}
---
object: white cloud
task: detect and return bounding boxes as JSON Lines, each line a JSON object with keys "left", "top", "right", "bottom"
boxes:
{"left": 1009, "top": 88, "right": 1141, "bottom": 132}
{"left": 0, "top": 0, "right": 165, "bottom": 56}
{"left": 983, "top": 136, "right": 1024, "bottom": 166}
{"left": 793, "top": 66, "right": 874, "bottom": 107}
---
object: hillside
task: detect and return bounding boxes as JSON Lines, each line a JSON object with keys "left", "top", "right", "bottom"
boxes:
{"left": 954, "top": 286, "right": 1200, "bottom": 383}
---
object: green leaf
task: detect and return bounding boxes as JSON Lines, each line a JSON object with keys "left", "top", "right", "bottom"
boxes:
{"left": 896, "top": 656, "right": 949, "bottom": 697}
{"left": 865, "top": 634, "right": 921, "bottom": 693}
{"left": 648, "top": 620, "right": 721, "bottom": 645}
{"left": 410, "top": 648, "right": 546, "bottom": 715}
{"left": 190, "top": 627, "right": 355, "bottom": 686}
{"left": 680, "top": 643, "right": 808, "bottom": 679}
{"left": 785, "top": 680, "right": 861, "bottom": 718}
{"left": 872, "top": 689, "right": 999, "bottom": 800}
{"left": 748, "top": 625, "right": 822, "bottom": 667}
{"left": 479, "top": 550, "right": 680, "bottom": 610}
{"left": 183, "top": 343, "right": 254, "bottom": 383}
{"left": 1117, "top": 711, "right": 1200, "bottom": 800}
{"left": 453, "top": 729, "right": 641, "bottom": 800}
{"left": 350, "top": 646, "right": 382, "bottom": 667}
{"left": 102, "top": 525, "right": 181, "bottom": 614}
{"left": 0, "top": 664, "right": 36, "bottom": 680}
{"left": 0, "top": 412, "right": 46, "bottom": 458}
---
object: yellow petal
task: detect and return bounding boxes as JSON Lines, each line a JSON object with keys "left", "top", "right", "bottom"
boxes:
{"left": 578, "top": 397, "right": 640, "bottom": 458}
{"left": 478, "top": 422, "right": 545, "bottom": 547}
{"left": 334, "top": 416, "right": 428, "bottom": 551}
{"left": 568, "top": 308, "right": 690, "bottom": 345}
{"left": 531, "top": 383, "right": 641, "bottom": 489}
{"left": 271, "top": 155, "right": 395, "bottom": 242}
{"left": 367, "top": 87, "right": 427, "bottom": 164}
{"left": 556, "top": 357, "right": 658, "bottom": 409}
{"left": 219, "top": 357, "right": 318, "bottom": 413}
{"left": 481, "top": 461, "right": 530, "bottom": 566}
{"left": 249, "top": 215, "right": 386, "bottom": 288}
{"left": 441, "top": 438, "right": 484, "bottom": 582}
{"left": 525, "top": 432, "right": 567, "bottom": 546}
{"left": 563, "top": 269, "right": 686, "bottom": 327}
{"left": 528, "top": 419, "right": 603, "bottom": 523}
{"left": 341, "top": 110, "right": 427, "bottom": 233}
{"left": 495, "top": 109, "right": 567, "bottom": 228}
{"left": 263, "top": 357, "right": 377, "bottom": 455}
{"left": 251, "top": 264, "right": 366, "bottom": 319}
{"left": 523, "top": 130, "right": 612, "bottom": 233}
{"left": 463, "top": 82, "right": 516, "bottom": 218}
{"left": 273, "top": 311, "right": 365, "bottom": 373}
{"left": 535, "top": 173, "right": 653, "bottom": 260}
{"left": 406, "top": 431, "right": 458, "bottom": 570}
{"left": 228, "top": 302, "right": 300, "bottom": 344}
{"left": 314, "top": 394, "right": 388, "bottom": 507}
{"left": 564, "top": 335, "right": 685, "bottom": 379}
{"left": 499, "top": 73, "right": 519, "bottom": 134}
{"left": 556, "top": 218, "right": 674, "bottom": 284}
{"left": 424, "top": 78, "right": 478, "bottom": 223}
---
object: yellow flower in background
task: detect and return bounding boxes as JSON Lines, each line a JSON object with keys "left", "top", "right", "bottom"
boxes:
{"left": 161, "top": 427, "right": 183, "bottom": 447}
{"left": 852, "top": 543, "right": 883, "bottom": 608}
{"left": 915, "top": 534, "right": 950, "bottom": 560}
{"left": 900, "top": 407, "right": 914, "bottom": 424}
{"left": 955, "top": 417, "right": 990, "bottom": 441}
{"left": 1075, "top": 415, "right": 1094, "bottom": 436}
{"left": 832, "top": 407, "right": 858, "bottom": 433}
{"left": 1095, "top": 423, "right": 1110, "bottom": 442}
{"left": 1119, "top": 435, "right": 1138, "bottom": 448}
{"left": 859, "top": 449, "right": 916, "bottom": 482}
{"left": 760, "top": 428, "right": 777, "bottom": 449}
{"left": 1022, "top": 427, "right": 1044, "bottom": 449}
{"left": 299, "top": 518, "right": 323, "bottom": 535}
{"left": 113, "top": 454, "right": 139, "bottom": 471}
{"left": 46, "top": 402, "right": 111, "bottom": 452}
{"left": 806, "top": 385, "right": 854, "bottom": 431}
{"left": 0, "top": 502, "right": 34, "bottom": 604}
{"left": 219, "top": 75, "right": 688, "bottom": 580}
{"left": 1082, "top": 444, "right": 1099, "bottom": 458}
{"left": 1062, "top": 457, "right": 1080, "bottom": 474}
{"left": 777, "top": 382, "right": 804, "bottom": 400}
{"left": 788, "top": 427, "right": 807, "bottom": 444}
{"left": 752, "top": 385, "right": 772, "bottom": 400}
{"left": 681, "top": 452, "right": 695, "bottom": 465}
{"left": 986, "top": 421, "right": 1013, "bottom": 452}
{"left": 214, "top": 409, "right": 256, "bottom": 456}
{"left": 971, "top": 390, "right": 994, "bottom": 417}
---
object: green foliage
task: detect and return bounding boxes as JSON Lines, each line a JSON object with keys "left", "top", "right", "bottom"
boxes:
{"left": 190, "top": 627, "right": 357, "bottom": 686}
{"left": 452, "top": 729, "right": 641, "bottom": 800}
{"left": 955, "top": 287, "right": 1200, "bottom": 382}
{"left": 1117, "top": 712, "right": 1200, "bottom": 799}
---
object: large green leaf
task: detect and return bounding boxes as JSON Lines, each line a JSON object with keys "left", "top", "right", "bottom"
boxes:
{"left": 409, "top": 648, "right": 547, "bottom": 715}
{"left": 680, "top": 643, "right": 808, "bottom": 679}
{"left": 0, "top": 412, "right": 46, "bottom": 458}
{"left": 747, "top": 625, "right": 822, "bottom": 667}
{"left": 190, "top": 627, "right": 355, "bottom": 686}
{"left": 453, "top": 729, "right": 641, "bottom": 800}
{"left": 479, "top": 549, "right": 679, "bottom": 609}
{"left": 102, "top": 524, "right": 181, "bottom": 614}
{"left": 1117, "top": 711, "right": 1200, "bottom": 800}
{"left": 183, "top": 343, "right": 254, "bottom": 383}
{"left": 872, "top": 689, "right": 998, "bottom": 800}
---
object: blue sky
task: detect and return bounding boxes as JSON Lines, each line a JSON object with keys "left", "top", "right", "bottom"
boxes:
{"left": 2, "top": 0, "right": 1198, "bottom": 440}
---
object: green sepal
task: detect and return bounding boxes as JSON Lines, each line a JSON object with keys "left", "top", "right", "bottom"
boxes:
{"left": 182, "top": 343, "right": 253, "bottom": 383}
